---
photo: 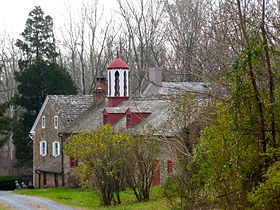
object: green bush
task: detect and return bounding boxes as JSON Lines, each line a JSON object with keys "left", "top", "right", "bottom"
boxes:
{"left": 162, "top": 161, "right": 201, "bottom": 210}
{"left": 248, "top": 160, "right": 280, "bottom": 210}
{"left": 0, "top": 176, "right": 22, "bottom": 190}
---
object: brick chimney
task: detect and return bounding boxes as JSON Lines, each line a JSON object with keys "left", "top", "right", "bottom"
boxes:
{"left": 93, "top": 77, "right": 107, "bottom": 104}
{"left": 149, "top": 67, "right": 162, "bottom": 86}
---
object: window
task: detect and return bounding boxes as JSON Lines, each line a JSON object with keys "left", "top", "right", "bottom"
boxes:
{"left": 167, "top": 160, "right": 173, "bottom": 174}
{"left": 103, "top": 115, "right": 108, "bottom": 125}
{"left": 39, "top": 141, "right": 47, "bottom": 156}
{"left": 54, "top": 116, "right": 58, "bottom": 129}
{"left": 70, "top": 158, "right": 78, "bottom": 168}
{"left": 127, "top": 114, "right": 132, "bottom": 128}
{"left": 42, "top": 116, "right": 45, "bottom": 128}
{"left": 52, "top": 141, "right": 60, "bottom": 157}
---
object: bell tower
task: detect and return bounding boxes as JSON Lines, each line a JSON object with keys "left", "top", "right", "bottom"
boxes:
{"left": 107, "top": 56, "right": 129, "bottom": 107}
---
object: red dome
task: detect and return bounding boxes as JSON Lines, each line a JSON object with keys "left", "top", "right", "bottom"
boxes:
{"left": 107, "top": 58, "right": 129, "bottom": 70}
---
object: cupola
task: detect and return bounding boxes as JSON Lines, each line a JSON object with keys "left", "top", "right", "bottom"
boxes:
{"left": 107, "top": 57, "right": 129, "bottom": 107}
{"left": 107, "top": 58, "right": 129, "bottom": 69}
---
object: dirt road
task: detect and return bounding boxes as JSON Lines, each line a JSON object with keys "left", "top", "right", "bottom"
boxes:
{"left": 0, "top": 191, "right": 77, "bottom": 210}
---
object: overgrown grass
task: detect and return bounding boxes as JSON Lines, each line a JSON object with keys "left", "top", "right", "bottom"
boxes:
{"left": 15, "top": 186, "right": 169, "bottom": 209}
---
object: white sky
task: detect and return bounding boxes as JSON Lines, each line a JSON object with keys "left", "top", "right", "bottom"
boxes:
{"left": 0, "top": 0, "right": 119, "bottom": 38}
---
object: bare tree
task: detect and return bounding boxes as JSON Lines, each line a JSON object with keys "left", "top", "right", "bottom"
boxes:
{"left": 162, "top": 0, "right": 208, "bottom": 81}
{"left": 0, "top": 34, "right": 20, "bottom": 175}
{"left": 117, "top": 0, "right": 166, "bottom": 94}
{"left": 60, "top": 0, "right": 117, "bottom": 95}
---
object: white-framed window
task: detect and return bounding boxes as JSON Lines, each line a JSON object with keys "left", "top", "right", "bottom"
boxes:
{"left": 52, "top": 141, "right": 60, "bottom": 157}
{"left": 54, "top": 116, "right": 58, "bottom": 129}
{"left": 42, "top": 116, "right": 46, "bottom": 128}
{"left": 39, "top": 141, "right": 47, "bottom": 156}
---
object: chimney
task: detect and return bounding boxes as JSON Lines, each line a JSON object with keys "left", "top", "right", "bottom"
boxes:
{"left": 149, "top": 67, "right": 162, "bottom": 86}
{"left": 93, "top": 77, "right": 107, "bottom": 104}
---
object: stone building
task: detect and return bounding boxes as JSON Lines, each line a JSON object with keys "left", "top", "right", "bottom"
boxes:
{"left": 61, "top": 57, "right": 180, "bottom": 186}
{"left": 31, "top": 56, "right": 207, "bottom": 187}
{"left": 29, "top": 95, "right": 93, "bottom": 188}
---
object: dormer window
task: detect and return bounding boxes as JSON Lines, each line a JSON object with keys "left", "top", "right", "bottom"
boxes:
{"left": 39, "top": 141, "right": 47, "bottom": 156}
{"left": 42, "top": 116, "right": 46, "bottom": 128}
{"left": 127, "top": 114, "right": 132, "bottom": 128}
{"left": 54, "top": 116, "right": 58, "bottom": 129}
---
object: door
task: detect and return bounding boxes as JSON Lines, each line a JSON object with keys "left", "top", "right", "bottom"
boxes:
{"left": 152, "top": 160, "right": 160, "bottom": 186}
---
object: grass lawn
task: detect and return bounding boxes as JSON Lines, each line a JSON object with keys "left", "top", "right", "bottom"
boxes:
{"left": 15, "top": 187, "right": 169, "bottom": 210}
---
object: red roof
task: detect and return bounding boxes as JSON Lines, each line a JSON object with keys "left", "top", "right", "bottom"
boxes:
{"left": 107, "top": 58, "right": 129, "bottom": 70}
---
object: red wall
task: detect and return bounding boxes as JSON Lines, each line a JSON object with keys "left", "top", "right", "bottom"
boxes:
{"left": 108, "top": 97, "right": 129, "bottom": 107}
{"left": 103, "top": 110, "right": 125, "bottom": 125}
{"left": 132, "top": 113, "right": 150, "bottom": 127}
{"left": 108, "top": 113, "right": 125, "bottom": 124}
{"left": 126, "top": 109, "right": 150, "bottom": 128}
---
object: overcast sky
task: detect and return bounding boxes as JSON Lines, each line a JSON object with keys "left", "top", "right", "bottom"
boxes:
{"left": 0, "top": 0, "right": 118, "bottom": 38}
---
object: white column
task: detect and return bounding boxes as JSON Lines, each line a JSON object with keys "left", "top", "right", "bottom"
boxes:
{"left": 119, "top": 70, "right": 124, "bottom": 96}
{"left": 126, "top": 70, "right": 129, "bottom": 96}
{"left": 110, "top": 70, "right": 115, "bottom": 97}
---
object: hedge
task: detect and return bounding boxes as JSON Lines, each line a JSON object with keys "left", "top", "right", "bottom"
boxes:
{"left": 0, "top": 176, "right": 22, "bottom": 190}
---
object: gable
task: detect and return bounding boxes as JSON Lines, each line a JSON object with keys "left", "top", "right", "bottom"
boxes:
{"left": 142, "top": 82, "right": 160, "bottom": 96}
{"left": 29, "top": 96, "right": 50, "bottom": 137}
{"left": 30, "top": 95, "right": 93, "bottom": 138}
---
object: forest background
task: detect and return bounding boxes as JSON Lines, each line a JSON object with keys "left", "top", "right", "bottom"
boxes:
{"left": 0, "top": 0, "right": 279, "bottom": 209}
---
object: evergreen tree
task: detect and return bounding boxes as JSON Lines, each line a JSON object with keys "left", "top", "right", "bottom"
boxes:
{"left": 15, "top": 60, "right": 77, "bottom": 114}
{"left": 12, "top": 6, "right": 77, "bottom": 166}
{"left": 16, "top": 6, "right": 58, "bottom": 69}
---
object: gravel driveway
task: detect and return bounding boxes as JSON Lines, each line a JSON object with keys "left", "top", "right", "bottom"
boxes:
{"left": 0, "top": 191, "right": 77, "bottom": 210}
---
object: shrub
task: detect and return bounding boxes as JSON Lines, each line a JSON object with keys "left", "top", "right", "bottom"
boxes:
{"left": 162, "top": 159, "right": 202, "bottom": 210}
{"left": 0, "top": 176, "right": 22, "bottom": 190}
{"left": 248, "top": 160, "right": 280, "bottom": 210}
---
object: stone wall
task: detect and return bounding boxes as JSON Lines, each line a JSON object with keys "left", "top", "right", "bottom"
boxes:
{"left": 33, "top": 101, "right": 64, "bottom": 187}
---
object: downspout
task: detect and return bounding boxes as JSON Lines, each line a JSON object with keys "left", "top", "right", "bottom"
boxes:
{"left": 58, "top": 132, "right": 65, "bottom": 187}
{"left": 29, "top": 131, "right": 35, "bottom": 186}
